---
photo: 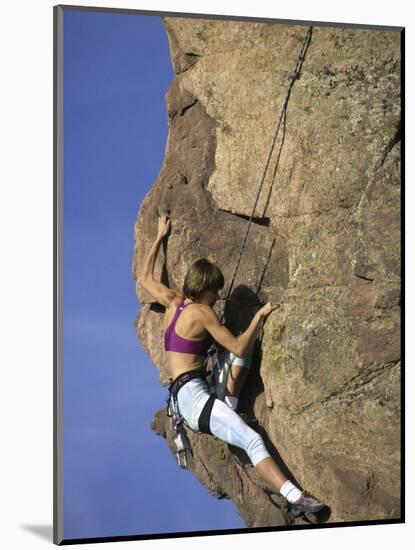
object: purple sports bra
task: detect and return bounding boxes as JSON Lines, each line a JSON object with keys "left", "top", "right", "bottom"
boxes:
{"left": 164, "top": 297, "right": 213, "bottom": 356}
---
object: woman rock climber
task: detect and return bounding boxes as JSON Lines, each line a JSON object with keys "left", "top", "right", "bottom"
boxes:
{"left": 138, "top": 213, "right": 327, "bottom": 522}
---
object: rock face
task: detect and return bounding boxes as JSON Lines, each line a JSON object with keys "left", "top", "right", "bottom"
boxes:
{"left": 132, "top": 17, "right": 401, "bottom": 527}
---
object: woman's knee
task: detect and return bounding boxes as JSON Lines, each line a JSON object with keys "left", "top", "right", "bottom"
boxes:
{"left": 212, "top": 405, "right": 270, "bottom": 466}
{"left": 246, "top": 432, "right": 270, "bottom": 466}
{"left": 223, "top": 347, "right": 253, "bottom": 370}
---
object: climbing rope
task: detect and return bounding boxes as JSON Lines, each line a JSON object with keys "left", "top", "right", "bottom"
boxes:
{"left": 173, "top": 28, "right": 314, "bottom": 469}
{"left": 220, "top": 26, "right": 313, "bottom": 322}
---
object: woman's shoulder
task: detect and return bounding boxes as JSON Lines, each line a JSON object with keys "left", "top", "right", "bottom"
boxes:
{"left": 169, "top": 296, "right": 215, "bottom": 316}
{"left": 181, "top": 298, "right": 212, "bottom": 316}
{"left": 190, "top": 302, "right": 216, "bottom": 320}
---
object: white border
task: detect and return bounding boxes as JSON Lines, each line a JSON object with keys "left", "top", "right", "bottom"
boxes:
{"left": 1, "top": 1, "right": 411, "bottom": 549}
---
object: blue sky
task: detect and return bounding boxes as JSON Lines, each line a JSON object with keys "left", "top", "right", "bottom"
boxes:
{"left": 62, "top": 8, "right": 244, "bottom": 540}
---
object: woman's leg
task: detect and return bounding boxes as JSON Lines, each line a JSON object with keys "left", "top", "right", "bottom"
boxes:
{"left": 215, "top": 347, "right": 253, "bottom": 410}
{"left": 177, "top": 378, "right": 326, "bottom": 514}
{"left": 209, "top": 397, "right": 288, "bottom": 491}
{"left": 255, "top": 457, "right": 288, "bottom": 490}
{"left": 208, "top": 399, "right": 319, "bottom": 506}
{"left": 226, "top": 363, "right": 249, "bottom": 398}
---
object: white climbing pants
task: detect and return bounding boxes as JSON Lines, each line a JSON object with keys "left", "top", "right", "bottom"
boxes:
{"left": 176, "top": 375, "right": 271, "bottom": 467}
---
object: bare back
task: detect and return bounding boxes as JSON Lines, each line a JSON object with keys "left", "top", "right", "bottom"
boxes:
{"left": 164, "top": 296, "right": 211, "bottom": 380}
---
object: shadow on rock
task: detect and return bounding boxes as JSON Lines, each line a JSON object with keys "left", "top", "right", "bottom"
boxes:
{"left": 220, "top": 285, "right": 302, "bottom": 489}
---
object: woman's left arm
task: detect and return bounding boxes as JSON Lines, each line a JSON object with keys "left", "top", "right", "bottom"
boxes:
{"left": 138, "top": 215, "right": 179, "bottom": 307}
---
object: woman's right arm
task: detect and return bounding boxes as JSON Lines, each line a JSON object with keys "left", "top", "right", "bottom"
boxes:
{"left": 138, "top": 215, "right": 180, "bottom": 308}
{"left": 202, "top": 302, "right": 279, "bottom": 357}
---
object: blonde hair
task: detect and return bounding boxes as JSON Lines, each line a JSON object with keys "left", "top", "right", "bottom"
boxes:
{"left": 183, "top": 258, "right": 224, "bottom": 301}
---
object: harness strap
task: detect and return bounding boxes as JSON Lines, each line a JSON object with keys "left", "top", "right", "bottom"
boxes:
{"left": 198, "top": 394, "right": 216, "bottom": 435}
{"left": 168, "top": 370, "right": 205, "bottom": 399}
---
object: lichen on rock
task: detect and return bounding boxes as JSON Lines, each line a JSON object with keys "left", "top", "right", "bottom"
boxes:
{"left": 132, "top": 17, "right": 401, "bottom": 527}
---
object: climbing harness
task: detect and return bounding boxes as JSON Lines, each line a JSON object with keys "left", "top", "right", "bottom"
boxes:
{"left": 167, "top": 372, "right": 198, "bottom": 467}
{"left": 210, "top": 352, "right": 229, "bottom": 401}
{"left": 166, "top": 370, "right": 215, "bottom": 467}
{"left": 167, "top": 26, "right": 313, "bottom": 469}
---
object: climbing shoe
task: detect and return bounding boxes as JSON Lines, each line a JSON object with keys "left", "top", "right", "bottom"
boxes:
{"left": 289, "top": 493, "right": 329, "bottom": 524}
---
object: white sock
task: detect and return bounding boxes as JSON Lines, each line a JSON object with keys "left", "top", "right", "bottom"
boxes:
{"left": 224, "top": 395, "right": 239, "bottom": 411}
{"left": 279, "top": 480, "right": 302, "bottom": 503}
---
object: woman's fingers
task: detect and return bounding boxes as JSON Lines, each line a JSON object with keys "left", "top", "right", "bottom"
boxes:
{"left": 259, "top": 301, "right": 281, "bottom": 318}
{"left": 157, "top": 214, "right": 171, "bottom": 237}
